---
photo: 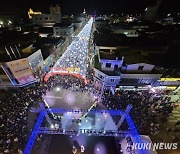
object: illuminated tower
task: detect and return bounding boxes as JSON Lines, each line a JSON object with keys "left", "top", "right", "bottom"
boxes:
{"left": 49, "top": 5, "right": 61, "bottom": 15}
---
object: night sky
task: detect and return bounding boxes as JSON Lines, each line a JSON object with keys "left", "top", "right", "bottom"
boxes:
{"left": 0, "top": 0, "right": 179, "bottom": 16}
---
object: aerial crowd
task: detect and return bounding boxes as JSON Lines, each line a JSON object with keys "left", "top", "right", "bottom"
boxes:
{"left": 0, "top": 74, "right": 178, "bottom": 153}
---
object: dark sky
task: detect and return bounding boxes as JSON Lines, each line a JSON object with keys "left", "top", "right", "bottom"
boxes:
{"left": 0, "top": 0, "right": 179, "bottom": 16}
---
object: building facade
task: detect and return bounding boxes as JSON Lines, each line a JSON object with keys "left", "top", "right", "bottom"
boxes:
{"left": 32, "top": 5, "right": 61, "bottom": 26}
{"left": 53, "top": 23, "right": 74, "bottom": 37}
{"left": 0, "top": 49, "right": 43, "bottom": 87}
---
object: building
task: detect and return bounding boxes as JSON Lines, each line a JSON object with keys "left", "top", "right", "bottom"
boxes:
{"left": 120, "top": 51, "right": 162, "bottom": 86}
{"left": 92, "top": 31, "right": 170, "bottom": 90}
{"left": 31, "top": 5, "right": 61, "bottom": 26}
{"left": 0, "top": 49, "right": 43, "bottom": 88}
{"left": 53, "top": 22, "right": 74, "bottom": 37}
{"left": 71, "top": 20, "right": 83, "bottom": 29}
{"left": 111, "top": 28, "right": 139, "bottom": 37}
{"left": 32, "top": 14, "right": 61, "bottom": 26}
{"left": 49, "top": 5, "right": 61, "bottom": 15}
{"left": 33, "top": 37, "right": 65, "bottom": 72}
{"left": 94, "top": 19, "right": 109, "bottom": 29}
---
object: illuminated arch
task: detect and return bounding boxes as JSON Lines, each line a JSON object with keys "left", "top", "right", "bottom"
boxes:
{"left": 44, "top": 70, "right": 88, "bottom": 84}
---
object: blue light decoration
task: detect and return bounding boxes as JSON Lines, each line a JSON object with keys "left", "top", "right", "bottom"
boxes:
{"left": 24, "top": 106, "right": 147, "bottom": 154}
{"left": 24, "top": 111, "right": 45, "bottom": 154}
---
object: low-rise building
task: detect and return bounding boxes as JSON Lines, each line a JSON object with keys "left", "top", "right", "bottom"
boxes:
{"left": 0, "top": 49, "right": 43, "bottom": 88}
{"left": 94, "top": 19, "right": 110, "bottom": 29}
{"left": 33, "top": 37, "right": 65, "bottom": 72}
{"left": 112, "top": 28, "right": 139, "bottom": 37}
{"left": 31, "top": 5, "right": 61, "bottom": 26}
{"left": 53, "top": 22, "right": 74, "bottom": 37}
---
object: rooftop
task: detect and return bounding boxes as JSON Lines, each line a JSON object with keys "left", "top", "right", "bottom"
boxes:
{"left": 33, "top": 37, "right": 65, "bottom": 59}
{"left": 33, "top": 37, "right": 64, "bottom": 46}
{"left": 0, "top": 29, "right": 39, "bottom": 48}
{"left": 94, "top": 30, "right": 129, "bottom": 47}
{"left": 94, "top": 55, "right": 120, "bottom": 76}
{"left": 53, "top": 22, "right": 73, "bottom": 28}
{"left": 99, "top": 52, "right": 122, "bottom": 60}
{"left": 0, "top": 48, "right": 36, "bottom": 63}
{"left": 38, "top": 27, "right": 53, "bottom": 34}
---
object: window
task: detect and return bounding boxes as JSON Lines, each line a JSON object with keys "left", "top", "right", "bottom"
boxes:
{"left": 138, "top": 66, "right": 144, "bottom": 70}
{"left": 106, "top": 63, "right": 111, "bottom": 68}
{"left": 114, "top": 65, "right": 118, "bottom": 69}
{"left": 98, "top": 74, "right": 104, "bottom": 79}
{"left": 45, "top": 17, "right": 48, "bottom": 20}
{"left": 111, "top": 79, "right": 115, "bottom": 82}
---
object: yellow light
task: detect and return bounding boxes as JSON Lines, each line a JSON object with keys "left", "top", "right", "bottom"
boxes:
{"left": 28, "top": 8, "right": 42, "bottom": 19}
{"left": 160, "top": 78, "right": 180, "bottom": 81}
{"left": 166, "top": 86, "right": 177, "bottom": 90}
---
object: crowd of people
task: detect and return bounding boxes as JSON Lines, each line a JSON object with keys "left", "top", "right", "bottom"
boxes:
{"left": 0, "top": 73, "right": 178, "bottom": 153}
{"left": 0, "top": 74, "right": 100, "bottom": 153}
{"left": 102, "top": 89, "right": 175, "bottom": 135}
{"left": 44, "top": 74, "right": 101, "bottom": 100}
{"left": 0, "top": 83, "right": 45, "bottom": 153}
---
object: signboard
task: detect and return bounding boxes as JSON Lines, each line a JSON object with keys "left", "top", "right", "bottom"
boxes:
{"left": 6, "top": 58, "right": 35, "bottom": 84}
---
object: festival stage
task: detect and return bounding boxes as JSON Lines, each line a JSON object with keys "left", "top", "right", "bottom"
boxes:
{"left": 47, "top": 135, "right": 119, "bottom": 154}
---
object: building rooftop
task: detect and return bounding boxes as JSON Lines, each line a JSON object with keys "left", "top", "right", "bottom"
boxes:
{"left": 122, "top": 51, "right": 152, "bottom": 65}
{"left": 94, "top": 55, "right": 120, "bottom": 76}
{"left": 95, "top": 19, "right": 110, "bottom": 22}
{"left": 33, "top": 37, "right": 64, "bottom": 47}
{"left": 33, "top": 37, "right": 65, "bottom": 59}
{"left": 0, "top": 48, "right": 36, "bottom": 63}
{"left": 38, "top": 27, "right": 53, "bottom": 34}
{"left": 99, "top": 52, "right": 122, "bottom": 60}
{"left": 94, "top": 31, "right": 129, "bottom": 47}
{"left": 0, "top": 29, "right": 39, "bottom": 46}
{"left": 53, "top": 22, "right": 73, "bottom": 28}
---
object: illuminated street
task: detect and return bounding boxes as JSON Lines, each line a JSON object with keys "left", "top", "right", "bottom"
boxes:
{"left": 50, "top": 18, "right": 94, "bottom": 78}
{"left": 0, "top": 1, "right": 180, "bottom": 154}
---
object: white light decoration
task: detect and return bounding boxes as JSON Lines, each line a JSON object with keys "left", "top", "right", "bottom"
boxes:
{"left": 50, "top": 18, "right": 94, "bottom": 77}
{"left": 50, "top": 124, "right": 54, "bottom": 129}
{"left": 56, "top": 87, "right": 61, "bottom": 91}
{"left": 8, "top": 20, "right": 12, "bottom": 24}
